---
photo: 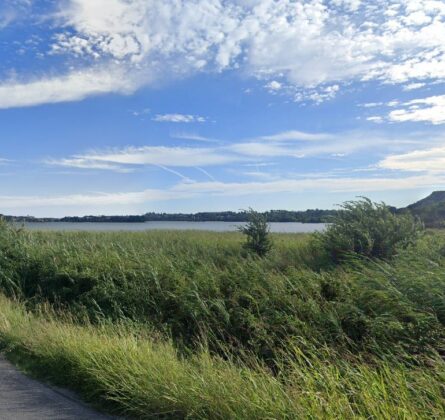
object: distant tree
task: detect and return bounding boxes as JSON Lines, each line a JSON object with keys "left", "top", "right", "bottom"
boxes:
{"left": 238, "top": 208, "right": 272, "bottom": 257}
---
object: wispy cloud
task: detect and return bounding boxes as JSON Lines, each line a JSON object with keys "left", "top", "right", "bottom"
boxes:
{"left": 379, "top": 146, "right": 445, "bottom": 172}
{"left": 0, "top": 9, "right": 16, "bottom": 29}
{"left": 230, "top": 130, "right": 426, "bottom": 159}
{"left": 229, "top": 142, "right": 296, "bottom": 158}
{"left": 131, "top": 108, "right": 150, "bottom": 117}
{"left": 0, "top": 189, "right": 192, "bottom": 209}
{"left": 259, "top": 130, "right": 334, "bottom": 142}
{"left": 153, "top": 114, "right": 206, "bottom": 123}
{"left": 46, "top": 128, "right": 437, "bottom": 176}
{"left": 46, "top": 145, "right": 242, "bottom": 170}
{"left": 366, "top": 116, "right": 384, "bottom": 123}
{"left": 171, "top": 133, "right": 221, "bottom": 143}
{"left": 0, "top": 0, "right": 31, "bottom": 29}
{"left": 3, "top": 173, "right": 443, "bottom": 212}
{"left": 239, "top": 171, "right": 280, "bottom": 181}
{"left": 45, "top": 157, "right": 134, "bottom": 173}
{"left": 402, "top": 82, "right": 426, "bottom": 91}
{"left": 173, "top": 174, "right": 445, "bottom": 196}
{"left": 0, "top": 66, "right": 138, "bottom": 109}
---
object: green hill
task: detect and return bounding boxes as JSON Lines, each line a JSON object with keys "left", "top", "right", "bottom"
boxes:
{"left": 404, "top": 191, "right": 445, "bottom": 227}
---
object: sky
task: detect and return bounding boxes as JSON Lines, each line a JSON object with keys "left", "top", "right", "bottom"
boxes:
{"left": 1, "top": 0, "right": 445, "bottom": 217}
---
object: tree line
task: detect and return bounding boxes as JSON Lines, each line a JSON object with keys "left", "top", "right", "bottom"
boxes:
{"left": 1, "top": 209, "right": 336, "bottom": 223}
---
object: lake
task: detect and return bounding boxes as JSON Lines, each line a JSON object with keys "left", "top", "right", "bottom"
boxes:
{"left": 23, "top": 221, "right": 326, "bottom": 233}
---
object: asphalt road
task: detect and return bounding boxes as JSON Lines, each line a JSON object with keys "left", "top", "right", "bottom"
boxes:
{"left": 0, "top": 356, "right": 111, "bottom": 419}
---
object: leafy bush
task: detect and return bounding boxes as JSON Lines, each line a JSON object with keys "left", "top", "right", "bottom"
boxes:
{"left": 238, "top": 208, "right": 272, "bottom": 257}
{"left": 318, "top": 197, "right": 423, "bottom": 261}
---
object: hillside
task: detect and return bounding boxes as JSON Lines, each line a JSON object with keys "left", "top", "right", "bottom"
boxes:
{"left": 408, "top": 191, "right": 445, "bottom": 210}
{"left": 404, "top": 191, "right": 445, "bottom": 228}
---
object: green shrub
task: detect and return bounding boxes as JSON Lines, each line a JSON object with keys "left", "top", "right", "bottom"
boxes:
{"left": 238, "top": 209, "right": 272, "bottom": 257}
{"left": 318, "top": 198, "right": 423, "bottom": 261}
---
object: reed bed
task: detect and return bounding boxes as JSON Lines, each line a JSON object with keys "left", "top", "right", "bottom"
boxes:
{"left": 1, "top": 221, "right": 445, "bottom": 418}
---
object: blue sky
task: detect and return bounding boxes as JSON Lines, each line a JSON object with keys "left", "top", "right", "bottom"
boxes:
{"left": 1, "top": 0, "right": 445, "bottom": 217}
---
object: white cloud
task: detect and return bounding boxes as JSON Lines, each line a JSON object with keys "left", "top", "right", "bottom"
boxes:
{"left": 403, "top": 10, "right": 432, "bottom": 26}
{"left": 388, "top": 95, "right": 445, "bottom": 124}
{"left": 366, "top": 116, "right": 384, "bottom": 123}
{"left": 402, "top": 82, "right": 426, "bottom": 91}
{"left": 47, "top": 129, "right": 433, "bottom": 175}
{"left": 153, "top": 114, "right": 206, "bottom": 123}
{"left": 379, "top": 146, "right": 445, "bottom": 172}
{"left": 240, "top": 171, "right": 280, "bottom": 181}
{"left": 229, "top": 142, "right": 294, "bottom": 158}
{"left": 265, "top": 80, "right": 282, "bottom": 91}
{"left": 331, "top": 0, "right": 362, "bottom": 12}
{"left": 48, "top": 145, "right": 242, "bottom": 169}
{"left": 230, "top": 130, "right": 425, "bottom": 158}
{"left": 3, "top": 0, "right": 445, "bottom": 108}
{"left": 172, "top": 174, "right": 445, "bottom": 196}
{"left": 296, "top": 85, "right": 340, "bottom": 104}
{"left": 260, "top": 130, "right": 333, "bottom": 142}
{"left": 0, "top": 66, "right": 139, "bottom": 109}
{"left": 46, "top": 158, "right": 134, "bottom": 173}
{"left": 2, "top": 174, "right": 444, "bottom": 212}
{"left": 171, "top": 133, "right": 220, "bottom": 143}
{"left": 132, "top": 108, "right": 150, "bottom": 117}
{"left": 361, "top": 102, "right": 384, "bottom": 108}
{"left": 0, "top": 189, "right": 190, "bottom": 209}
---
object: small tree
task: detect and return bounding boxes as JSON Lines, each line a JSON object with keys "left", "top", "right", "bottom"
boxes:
{"left": 317, "top": 197, "right": 423, "bottom": 261}
{"left": 239, "top": 208, "right": 272, "bottom": 257}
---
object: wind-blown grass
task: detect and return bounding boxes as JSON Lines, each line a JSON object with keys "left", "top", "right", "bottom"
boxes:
{"left": 1, "top": 295, "right": 444, "bottom": 419}
{"left": 1, "top": 219, "right": 445, "bottom": 417}
{"left": 0, "top": 223, "right": 445, "bottom": 360}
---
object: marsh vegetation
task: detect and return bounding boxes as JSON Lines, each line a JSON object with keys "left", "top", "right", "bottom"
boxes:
{"left": 0, "top": 199, "right": 444, "bottom": 418}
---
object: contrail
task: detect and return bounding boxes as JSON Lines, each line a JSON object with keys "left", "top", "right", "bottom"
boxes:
{"left": 155, "top": 164, "right": 195, "bottom": 183}
{"left": 195, "top": 166, "right": 217, "bottom": 182}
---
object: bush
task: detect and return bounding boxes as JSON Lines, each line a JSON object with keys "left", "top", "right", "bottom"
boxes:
{"left": 318, "top": 198, "right": 423, "bottom": 261}
{"left": 238, "top": 209, "right": 272, "bottom": 257}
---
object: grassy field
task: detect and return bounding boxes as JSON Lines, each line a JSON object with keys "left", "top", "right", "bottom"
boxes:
{"left": 1, "top": 216, "right": 445, "bottom": 418}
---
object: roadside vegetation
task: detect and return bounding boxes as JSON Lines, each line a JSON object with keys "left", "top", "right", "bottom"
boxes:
{"left": 0, "top": 199, "right": 444, "bottom": 418}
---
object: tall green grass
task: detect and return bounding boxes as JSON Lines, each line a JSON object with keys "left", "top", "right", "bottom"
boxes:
{"left": 1, "top": 295, "right": 444, "bottom": 419}
{"left": 1, "top": 222, "right": 445, "bottom": 360}
{"left": 1, "top": 220, "right": 445, "bottom": 417}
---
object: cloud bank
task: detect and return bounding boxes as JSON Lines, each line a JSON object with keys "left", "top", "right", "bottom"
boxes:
{"left": 2, "top": 0, "right": 445, "bottom": 108}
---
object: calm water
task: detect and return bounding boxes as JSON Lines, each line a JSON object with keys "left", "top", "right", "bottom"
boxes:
{"left": 23, "top": 221, "right": 326, "bottom": 233}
